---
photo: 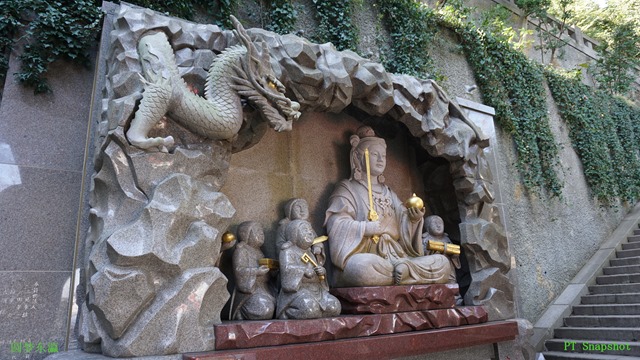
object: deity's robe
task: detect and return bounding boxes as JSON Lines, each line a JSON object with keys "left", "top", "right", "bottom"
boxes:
{"left": 325, "top": 179, "right": 452, "bottom": 287}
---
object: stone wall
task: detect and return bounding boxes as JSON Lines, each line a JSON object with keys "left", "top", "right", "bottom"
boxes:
{"left": 0, "top": 40, "right": 96, "bottom": 360}
{"left": 425, "top": 5, "right": 631, "bottom": 322}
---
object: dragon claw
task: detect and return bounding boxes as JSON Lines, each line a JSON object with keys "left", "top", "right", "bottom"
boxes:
{"left": 128, "top": 135, "right": 174, "bottom": 150}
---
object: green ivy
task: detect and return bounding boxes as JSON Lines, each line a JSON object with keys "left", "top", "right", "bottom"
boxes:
{"left": 123, "top": 0, "right": 236, "bottom": 28}
{"left": 266, "top": 0, "right": 296, "bottom": 35}
{"left": 312, "top": 0, "right": 358, "bottom": 51}
{"left": 546, "top": 69, "right": 640, "bottom": 202}
{"left": 438, "top": 8, "right": 562, "bottom": 197}
{"left": 376, "top": 0, "right": 438, "bottom": 80}
{"left": 0, "top": 0, "right": 101, "bottom": 94}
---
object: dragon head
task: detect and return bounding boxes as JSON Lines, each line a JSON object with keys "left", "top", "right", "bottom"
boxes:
{"left": 230, "top": 16, "right": 301, "bottom": 132}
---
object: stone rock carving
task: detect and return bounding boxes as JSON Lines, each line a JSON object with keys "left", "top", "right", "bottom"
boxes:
{"left": 275, "top": 198, "right": 326, "bottom": 265}
{"left": 127, "top": 15, "right": 301, "bottom": 150}
{"left": 325, "top": 126, "right": 453, "bottom": 287}
{"left": 79, "top": 2, "right": 515, "bottom": 356}
{"left": 231, "top": 221, "right": 277, "bottom": 320}
{"left": 276, "top": 220, "right": 341, "bottom": 319}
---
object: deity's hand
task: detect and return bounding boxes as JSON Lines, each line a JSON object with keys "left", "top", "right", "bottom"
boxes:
{"left": 408, "top": 207, "right": 426, "bottom": 222}
{"left": 363, "top": 221, "right": 382, "bottom": 236}
{"left": 314, "top": 266, "right": 326, "bottom": 277}
{"left": 312, "top": 244, "right": 322, "bottom": 255}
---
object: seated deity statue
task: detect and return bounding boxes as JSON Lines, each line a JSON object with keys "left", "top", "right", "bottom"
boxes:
{"left": 276, "top": 219, "right": 341, "bottom": 319}
{"left": 231, "top": 221, "right": 276, "bottom": 320}
{"left": 324, "top": 126, "right": 453, "bottom": 287}
{"left": 275, "top": 198, "right": 326, "bottom": 265}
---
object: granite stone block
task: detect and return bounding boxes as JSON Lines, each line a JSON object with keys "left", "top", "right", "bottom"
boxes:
{"left": 0, "top": 166, "right": 81, "bottom": 271}
{"left": 330, "top": 284, "right": 459, "bottom": 314}
{"left": 189, "top": 320, "right": 518, "bottom": 360}
{"left": 214, "top": 306, "right": 488, "bottom": 350}
{"left": 0, "top": 55, "right": 93, "bottom": 171}
{"left": 0, "top": 271, "right": 73, "bottom": 360}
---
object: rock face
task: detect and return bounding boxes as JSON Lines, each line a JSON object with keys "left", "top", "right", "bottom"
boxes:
{"left": 78, "top": 3, "right": 514, "bottom": 357}
{"left": 79, "top": 126, "right": 235, "bottom": 357}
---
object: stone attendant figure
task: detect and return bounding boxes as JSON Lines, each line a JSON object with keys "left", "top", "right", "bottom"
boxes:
{"left": 275, "top": 198, "right": 326, "bottom": 265}
{"left": 276, "top": 219, "right": 341, "bottom": 319}
{"left": 325, "top": 126, "right": 452, "bottom": 287}
{"left": 231, "top": 221, "right": 276, "bottom": 320}
{"left": 422, "top": 215, "right": 461, "bottom": 278}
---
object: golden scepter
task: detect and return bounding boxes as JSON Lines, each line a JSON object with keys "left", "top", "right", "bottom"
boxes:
{"left": 301, "top": 253, "right": 325, "bottom": 281}
{"left": 365, "top": 148, "right": 380, "bottom": 244}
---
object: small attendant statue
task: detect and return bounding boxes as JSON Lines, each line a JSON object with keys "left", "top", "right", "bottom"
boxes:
{"left": 276, "top": 219, "right": 341, "bottom": 319}
{"left": 275, "top": 198, "right": 326, "bottom": 265}
{"left": 231, "top": 221, "right": 276, "bottom": 320}
{"left": 422, "top": 215, "right": 460, "bottom": 283}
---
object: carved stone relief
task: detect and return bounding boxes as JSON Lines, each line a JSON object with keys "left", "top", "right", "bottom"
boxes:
{"left": 79, "top": 3, "right": 514, "bottom": 356}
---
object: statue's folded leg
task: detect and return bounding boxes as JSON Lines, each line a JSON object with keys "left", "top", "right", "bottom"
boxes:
{"left": 339, "top": 253, "right": 394, "bottom": 287}
{"left": 400, "top": 254, "right": 452, "bottom": 285}
{"left": 240, "top": 292, "right": 275, "bottom": 320}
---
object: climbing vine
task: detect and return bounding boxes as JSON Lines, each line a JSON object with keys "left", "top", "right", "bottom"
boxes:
{"left": 438, "top": 7, "right": 562, "bottom": 197}
{"left": 312, "top": 0, "right": 358, "bottom": 51}
{"left": 376, "top": 0, "right": 438, "bottom": 80}
{"left": 266, "top": 0, "right": 296, "bottom": 35}
{"left": 0, "top": 0, "right": 101, "bottom": 94}
{"left": 546, "top": 69, "right": 640, "bottom": 202}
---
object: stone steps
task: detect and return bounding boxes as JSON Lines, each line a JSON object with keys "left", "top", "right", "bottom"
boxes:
{"left": 553, "top": 327, "right": 640, "bottom": 342}
{"left": 543, "top": 224, "right": 640, "bottom": 359}
{"left": 546, "top": 339, "right": 640, "bottom": 357}
{"left": 616, "top": 248, "right": 640, "bottom": 258}
{"left": 610, "top": 256, "right": 640, "bottom": 267}
{"left": 588, "top": 283, "right": 640, "bottom": 294}
{"left": 572, "top": 304, "right": 640, "bottom": 315}
{"left": 580, "top": 292, "right": 640, "bottom": 305}
{"left": 564, "top": 315, "right": 640, "bottom": 327}
{"left": 603, "top": 264, "right": 640, "bottom": 275}
{"left": 596, "top": 272, "right": 640, "bottom": 285}
{"left": 627, "top": 234, "right": 640, "bottom": 241}
{"left": 621, "top": 241, "right": 640, "bottom": 250}
{"left": 544, "top": 351, "right": 639, "bottom": 359}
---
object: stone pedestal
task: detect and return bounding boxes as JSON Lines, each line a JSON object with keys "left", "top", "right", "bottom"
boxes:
{"left": 187, "top": 320, "right": 518, "bottom": 360}
{"left": 330, "top": 284, "right": 459, "bottom": 314}
{"left": 214, "top": 306, "right": 487, "bottom": 350}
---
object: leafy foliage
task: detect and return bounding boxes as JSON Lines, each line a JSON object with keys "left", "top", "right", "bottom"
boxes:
{"left": 266, "top": 0, "right": 297, "bottom": 35}
{"left": 376, "top": 0, "right": 438, "bottom": 79}
{"left": 312, "top": 0, "right": 358, "bottom": 51}
{"left": 439, "top": 6, "right": 563, "bottom": 197}
{"left": 124, "top": 0, "right": 237, "bottom": 28}
{"left": 592, "top": 20, "right": 640, "bottom": 96}
{"left": 546, "top": 68, "right": 640, "bottom": 202}
{"left": 514, "top": 0, "right": 574, "bottom": 64}
{"left": 548, "top": 0, "right": 640, "bottom": 97}
{"left": 0, "top": 0, "right": 101, "bottom": 93}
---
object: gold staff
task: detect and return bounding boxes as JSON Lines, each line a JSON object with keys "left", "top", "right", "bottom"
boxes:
{"left": 365, "top": 148, "right": 379, "bottom": 244}
{"left": 301, "top": 253, "right": 325, "bottom": 281}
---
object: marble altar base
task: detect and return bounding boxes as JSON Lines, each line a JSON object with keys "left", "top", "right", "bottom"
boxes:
{"left": 330, "top": 284, "right": 459, "bottom": 314}
{"left": 213, "top": 306, "right": 487, "bottom": 350}
{"left": 186, "top": 320, "right": 517, "bottom": 360}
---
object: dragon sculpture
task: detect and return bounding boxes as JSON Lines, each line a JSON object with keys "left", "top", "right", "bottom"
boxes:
{"left": 126, "top": 16, "right": 301, "bottom": 150}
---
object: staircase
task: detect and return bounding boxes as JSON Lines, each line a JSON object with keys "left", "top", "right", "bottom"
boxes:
{"left": 542, "top": 227, "right": 640, "bottom": 359}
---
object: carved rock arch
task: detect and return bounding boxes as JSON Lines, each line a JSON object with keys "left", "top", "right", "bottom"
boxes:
{"left": 79, "top": 3, "right": 514, "bottom": 357}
